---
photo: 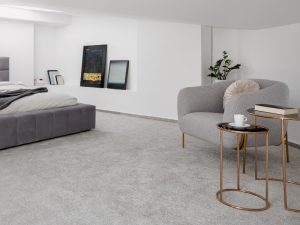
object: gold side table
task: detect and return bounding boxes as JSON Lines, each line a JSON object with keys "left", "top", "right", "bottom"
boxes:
{"left": 247, "top": 108, "right": 300, "bottom": 212}
{"left": 216, "top": 123, "right": 270, "bottom": 211}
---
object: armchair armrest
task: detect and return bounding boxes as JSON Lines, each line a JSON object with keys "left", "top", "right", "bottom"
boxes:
{"left": 177, "top": 80, "right": 233, "bottom": 119}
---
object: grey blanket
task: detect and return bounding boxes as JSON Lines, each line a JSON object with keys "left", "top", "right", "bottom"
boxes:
{"left": 0, "top": 87, "right": 48, "bottom": 110}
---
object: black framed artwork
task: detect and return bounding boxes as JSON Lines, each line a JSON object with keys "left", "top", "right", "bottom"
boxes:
{"left": 107, "top": 60, "right": 129, "bottom": 90}
{"left": 80, "top": 45, "right": 107, "bottom": 88}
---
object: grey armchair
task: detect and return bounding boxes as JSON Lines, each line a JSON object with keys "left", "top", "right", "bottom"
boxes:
{"left": 177, "top": 79, "right": 289, "bottom": 150}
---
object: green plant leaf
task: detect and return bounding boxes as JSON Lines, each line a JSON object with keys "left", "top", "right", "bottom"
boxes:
{"left": 207, "top": 52, "right": 241, "bottom": 80}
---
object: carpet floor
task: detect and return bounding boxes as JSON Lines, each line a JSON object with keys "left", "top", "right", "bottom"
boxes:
{"left": 0, "top": 111, "right": 299, "bottom": 225}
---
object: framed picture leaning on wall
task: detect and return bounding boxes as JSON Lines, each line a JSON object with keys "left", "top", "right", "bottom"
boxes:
{"left": 47, "top": 70, "right": 60, "bottom": 85}
{"left": 80, "top": 45, "right": 107, "bottom": 88}
{"left": 107, "top": 60, "right": 129, "bottom": 90}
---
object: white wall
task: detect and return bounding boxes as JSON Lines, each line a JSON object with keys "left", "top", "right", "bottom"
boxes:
{"left": 238, "top": 24, "right": 300, "bottom": 144}
{"left": 0, "top": 19, "right": 34, "bottom": 85}
{"left": 34, "top": 24, "right": 57, "bottom": 82}
{"left": 212, "top": 28, "right": 240, "bottom": 81}
{"left": 212, "top": 24, "right": 300, "bottom": 144}
{"left": 201, "top": 26, "right": 213, "bottom": 85}
{"left": 43, "top": 15, "right": 202, "bottom": 119}
{"left": 136, "top": 20, "right": 202, "bottom": 118}
{"left": 54, "top": 15, "right": 138, "bottom": 90}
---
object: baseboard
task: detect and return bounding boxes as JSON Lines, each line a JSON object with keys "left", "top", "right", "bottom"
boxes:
{"left": 288, "top": 141, "right": 300, "bottom": 149}
{"left": 96, "top": 109, "right": 178, "bottom": 123}
{"left": 96, "top": 108, "right": 300, "bottom": 149}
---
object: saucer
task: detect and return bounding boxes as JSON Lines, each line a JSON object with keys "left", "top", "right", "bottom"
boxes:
{"left": 228, "top": 123, "right": 250, "bottom": 128}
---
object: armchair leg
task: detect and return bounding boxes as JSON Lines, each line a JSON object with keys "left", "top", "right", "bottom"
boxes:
{"left": 243, "top": 134, "right": 248, "bottom": 174}
{"left": 285, "top": 132, "right": 290, "bottom": 163}
{"left": 182, "top": 133, "right": 185, "bottom": 149}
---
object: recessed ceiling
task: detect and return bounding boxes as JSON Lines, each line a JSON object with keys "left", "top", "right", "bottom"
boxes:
{"left": 2, "top": 0, "right": 300, "bottom": 29}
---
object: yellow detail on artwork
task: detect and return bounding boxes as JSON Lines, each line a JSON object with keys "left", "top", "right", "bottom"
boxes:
{"left": 83, "top": 73, "right": 101, "bottom": 81}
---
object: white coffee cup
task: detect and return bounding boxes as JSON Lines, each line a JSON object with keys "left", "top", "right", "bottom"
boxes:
{"left": 234, "top": 114, "right": 247, "bottom": 126}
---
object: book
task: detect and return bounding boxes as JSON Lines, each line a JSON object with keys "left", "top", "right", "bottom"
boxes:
{"left": 255, "top": 104, "right": 298, "bottom": 115}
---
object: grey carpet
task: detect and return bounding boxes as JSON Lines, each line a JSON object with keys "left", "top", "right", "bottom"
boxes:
{"left": 0, "top": 111, "right": 299, "bottom": 225}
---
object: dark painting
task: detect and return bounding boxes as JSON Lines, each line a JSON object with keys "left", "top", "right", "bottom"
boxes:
{"left": 80, "top": 45, "right": 107, "bottom": 88}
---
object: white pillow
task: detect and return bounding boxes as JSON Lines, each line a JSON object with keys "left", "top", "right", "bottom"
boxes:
{"left": 223, "top": 80, "right": 260, "bottom": 108}
{"left": 0, "top": 81, "right": 12, "bottom": 86}
{"left": 0, "top": 84, "right": 28, "bottom": 92}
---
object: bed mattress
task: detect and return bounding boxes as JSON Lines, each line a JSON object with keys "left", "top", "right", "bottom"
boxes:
{"left": 0, "top": 83, "right": 78, "bottom": 114}
{"left": 0, "top": 92, "right": 78, "bottom": 115}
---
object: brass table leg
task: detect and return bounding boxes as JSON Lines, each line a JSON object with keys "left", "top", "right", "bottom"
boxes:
{"left": 255, "top": 116, "right": 258, "bottom": 179}
{"left": 243, "top": 134, "right": 247, "bottom": 174}
{"left": 217, "top": 130, "right": 270, "bottom": 211}
{"left": 281, "top": 119, "right": 288, "bottom": 209}
{"left": 265, "top": 132, "right": 269, "bottom": 204}
{"left": 285, "top": 131, "right": 290, "bottom": 163}
{"left": 237, "top": 134, "right": 240, "bottom": 190}
{"left": 281, "top": 120, "right": 300, "bottom": 212}
{"left": 255, "top": 119, "right": 300, "bottom": 212}
{"left": 220, "top": 130, "right": 223, "bottom": 201}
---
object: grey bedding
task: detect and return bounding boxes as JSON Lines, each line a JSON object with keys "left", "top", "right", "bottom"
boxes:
{"left": 0, "top": 87, "right": 48, "bottom": 110}
{"left": 0, "top": 104, "right": 96, "bottom": 150}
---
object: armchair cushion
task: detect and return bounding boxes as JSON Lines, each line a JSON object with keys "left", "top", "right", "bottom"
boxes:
{"left": 223, "top": 80, "right": 260, "bottom": 108}
{"left": 179, "top": 112, "right": 236, "bottom": 148}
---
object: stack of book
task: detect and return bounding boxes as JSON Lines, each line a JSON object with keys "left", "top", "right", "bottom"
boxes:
{"left": 255, "top": 104, "right": 298, "bottom": 115}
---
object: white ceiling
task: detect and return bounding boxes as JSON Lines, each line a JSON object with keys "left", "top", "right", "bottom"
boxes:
{"left": 2, "top": 0, "right": 300, "bottom": 29}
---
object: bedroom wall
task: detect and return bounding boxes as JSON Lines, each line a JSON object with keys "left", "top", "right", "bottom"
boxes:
{"left": 212, "top": 23, "right": 300, "bottom": 144}
{"left": 54, "top": 15, "right": 138, "bottom": 91}
{"left": 212, "top": 28, "right": 240, "bottom": 81}
{"left": 0, "top": 19, "right": 34, "bottom": 85}
{"left": 41, "top": 15, "right": 202, "bottom": 119}
{"left": 34, "top": 24, "right": 57, "bottom": 83}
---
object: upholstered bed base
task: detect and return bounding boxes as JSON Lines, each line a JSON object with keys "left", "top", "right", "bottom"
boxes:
{"left": 0, "top": 103, "right": 96, "bottom": 150}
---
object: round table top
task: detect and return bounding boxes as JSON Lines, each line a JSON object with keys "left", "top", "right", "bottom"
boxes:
{"left": 247, "top": 108, "right": 300, "bottom": 121}
{"left": 217, "top": 122, "right": 269, "bottom": 134}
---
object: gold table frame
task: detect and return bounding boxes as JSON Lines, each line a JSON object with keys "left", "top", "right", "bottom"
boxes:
{"left": 247, "top": 108, "right": 300, "bottom": 212}
{"left": 216, "top": 123, "right": 270, "bottom": 211}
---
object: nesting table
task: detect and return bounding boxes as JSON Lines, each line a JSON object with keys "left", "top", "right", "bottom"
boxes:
{"left": 247, "top": 108, "right": 300, "bottom": 212}
{"left": 216, "top": 123, "right": 270, "bottom": 211}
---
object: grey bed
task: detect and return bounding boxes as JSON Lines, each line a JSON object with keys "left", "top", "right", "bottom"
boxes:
{"left": 0, "top": 57, "right": 96, "bottom": 150}
{"left": 0, "top": 103, "right": 95, "bottom": 150}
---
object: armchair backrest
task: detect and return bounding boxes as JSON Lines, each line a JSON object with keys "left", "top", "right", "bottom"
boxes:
{"left": 223, "top": 79, "right": 289, "bottom": 121}
{"left": 177, "top": 80, "right": 234, "bottom": 119}
{"left": 178, "top": 79, "right": 289, "bottom": 120}
{"left": 223, "top": 79, "right": 289, "bottom": 146}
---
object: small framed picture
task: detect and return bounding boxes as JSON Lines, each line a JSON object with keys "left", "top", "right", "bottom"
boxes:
{"left": 107, "top": 60, "right": 129, "bottom": 90}
{"left": 48, "top": 70, "right": 60, "bottom": 85}
{"left": 55, "top": 75, "right": 64, "bottom": 85}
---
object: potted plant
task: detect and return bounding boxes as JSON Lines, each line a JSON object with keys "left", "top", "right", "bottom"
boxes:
{"left": 208, "top": 51, "right": 241, "bottom": 82}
